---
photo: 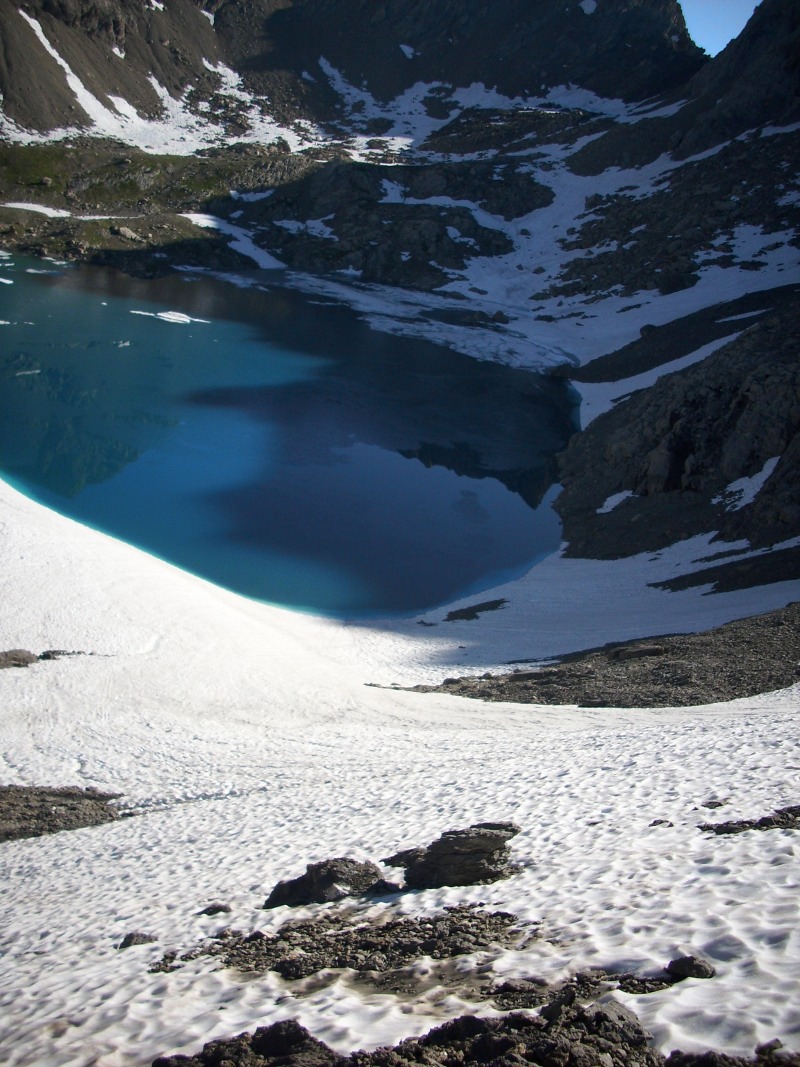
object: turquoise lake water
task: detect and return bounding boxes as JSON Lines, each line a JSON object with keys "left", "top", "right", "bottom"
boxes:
{"left": 0, "top": 256, "right": 578, "bottom": 617}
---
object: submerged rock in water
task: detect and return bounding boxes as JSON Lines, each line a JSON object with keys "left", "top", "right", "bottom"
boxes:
{"left": 383, "top": 822, "right": 521, "bottom": 889}
{"left": 263, "top": 857, "right": 383, "bottom": 909}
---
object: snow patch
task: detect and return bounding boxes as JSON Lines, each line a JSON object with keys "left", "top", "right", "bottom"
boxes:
{"left": 2, "top": 201, "right": 72, "bottom": 217}
{"left": 8, "top": 12, "right": 326, "bottom": 155}
{"left": 714, "top": 457, "right": 780, "bottom": 512}
{"left": 577, "top": 333, "right": 742, "bottom": 426}
{"left": 181, "top": 213, "right": 286, "bottom": 269}
{"left": 231, "top": 189, "right": 275, "bottom": 203}
{"left": 597, "top": 490, "right": 632, "bottom": 514}
{"left": 274, "top": 216, "right": 338, "bottom": 241}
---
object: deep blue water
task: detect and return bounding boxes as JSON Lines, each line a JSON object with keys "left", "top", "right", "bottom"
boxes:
{"left": 0, "top": 256, "right": 578, "bottom": 617}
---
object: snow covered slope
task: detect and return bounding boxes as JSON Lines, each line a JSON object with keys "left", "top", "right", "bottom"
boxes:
{"left": 1, "top": 477, "right": 799, "bottom": 1066}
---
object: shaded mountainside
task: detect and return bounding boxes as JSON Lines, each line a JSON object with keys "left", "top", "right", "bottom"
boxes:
{"left": 0, "top": 0, "right": 704, "bottom": 133}
{"left": 210, "top": 0, "right": 703, "bottom": 104}
{"left": 0, "top": 0, "right": 223, "bottom": 130}
{"left": 556, "top": 295, "right": 800, "bottom": 562}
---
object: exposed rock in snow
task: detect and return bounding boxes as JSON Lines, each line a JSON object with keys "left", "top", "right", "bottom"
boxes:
{"left": 263, "top": 858, "right": 385, "bottom": 908}
{"left": 383, "top": 822, "right": 520, "bottom": 889}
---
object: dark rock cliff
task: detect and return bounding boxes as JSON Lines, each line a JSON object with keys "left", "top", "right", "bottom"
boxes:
{"left": 212, "top": 0, "right": 704, "bottom": 105}
{"left": 555, "top": 296, "right": 800, "bottom": 563}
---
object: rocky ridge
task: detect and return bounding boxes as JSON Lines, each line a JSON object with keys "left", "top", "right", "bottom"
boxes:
{"left": 150, "top": 1001, "right": 799, "bottom": 1067}
{"left": 402, "top": 601, "right": 800, "bottom": 709}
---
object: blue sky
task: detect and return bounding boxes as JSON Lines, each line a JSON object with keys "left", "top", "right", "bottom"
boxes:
{"left": 679, "top": 0, "right": 760, "bottom": 55}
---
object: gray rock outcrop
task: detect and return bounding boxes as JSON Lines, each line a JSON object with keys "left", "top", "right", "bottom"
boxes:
{"left": 0, "top": 784, "right": 121, "bottom": 842}
{"left": 383, "top": 822, "right": 520, "bottom": 889}
{"left": 117, "top": 931, "right": 157, "bottom": 950}
{"left": 0, "top": 649, "right": 39, "bottom": 668}
{"left": 263, "top": 857, "right": 383, "bottom": 909}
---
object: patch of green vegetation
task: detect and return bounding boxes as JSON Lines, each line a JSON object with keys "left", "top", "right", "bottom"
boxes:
{"left": 0, "top": 139, "right": 317, "bottom": 218}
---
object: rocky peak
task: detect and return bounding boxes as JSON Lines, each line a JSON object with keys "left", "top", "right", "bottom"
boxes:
{"left": 0, "top": 0, "right": 707, "bottom": 139}
{"left": 213, "top": 0, "right": 705, "bottom": 106}
{"left": 671, "top": 0, "right": 800, "bottom": 158}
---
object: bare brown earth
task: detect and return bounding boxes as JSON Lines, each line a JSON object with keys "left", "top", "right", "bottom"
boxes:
{"left": 401, "top": 601, "right": 800, "bottom": 708}
{"left": 0, "top": 784, "right": 120, "bottom": 842}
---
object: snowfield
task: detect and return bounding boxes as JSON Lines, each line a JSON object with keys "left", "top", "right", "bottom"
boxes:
{"left": 1, "top": 476, "right": 798, "bottom": 1066}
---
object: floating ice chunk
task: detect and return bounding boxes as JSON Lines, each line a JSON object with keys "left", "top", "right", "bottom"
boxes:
{"left": 714, "top": 457, "right": 780, "bottom": 511}
{"left": 579, "top": 0, "right": 598, "bottom": 13}
{"left": 129, "top": 310, "right": 211, "bottom": 325}
{"left": 597, "top": 490, "right": 633, "bottom": 514}
{"left": 0, "top": 278, "right": 14, "bottom": 285}
{"left": 399, "top": 44, "right": 416, "bottom": 59}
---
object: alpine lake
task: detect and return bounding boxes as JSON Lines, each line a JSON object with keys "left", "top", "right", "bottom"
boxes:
{"left": 0, "top": 255, "right": 578, "bottom": 618}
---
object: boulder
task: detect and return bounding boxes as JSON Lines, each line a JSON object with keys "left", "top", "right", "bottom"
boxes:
{"left": 198, "top": 902, "right": 232, "bottom": 917}
{"left": 383, "top": 822, "right": 520, "bottom": 889}
{"left": 666, "top": 954, "right": 716, "bottom": 980}
{"left": 263, "top": 857, "right": 383, "bottom": 909}
{"left": 117, "top": 931, "right": 157, "bottom": 950}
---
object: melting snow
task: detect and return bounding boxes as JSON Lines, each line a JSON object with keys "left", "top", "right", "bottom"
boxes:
{"left": 714, "top": 457, "right": 781, "bottom": 511}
